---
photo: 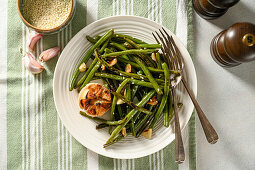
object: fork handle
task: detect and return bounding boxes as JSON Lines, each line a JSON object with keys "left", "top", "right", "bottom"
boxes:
{"left": 173, "top": 89, "right": 185, "bottom": 164}
{"left": 181, "top": 78, "right": 219, "bottom": 144}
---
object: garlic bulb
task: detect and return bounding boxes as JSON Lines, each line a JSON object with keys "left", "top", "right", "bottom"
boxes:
{"left": 28, "top": 32, "right": 43, "bottom": 53}
{"left": 39, "top": 47, "right": 61, "bottom": 62}
{"left": 79, "top": 83, "right": 111, "bottom": 117}
{"left": 23, "top": 52, "right": 44, "bottom": 74}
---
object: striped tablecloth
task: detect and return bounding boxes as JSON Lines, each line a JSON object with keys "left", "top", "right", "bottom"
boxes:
{"left": 0, "top": 0, "right": 196, "bottom": 169}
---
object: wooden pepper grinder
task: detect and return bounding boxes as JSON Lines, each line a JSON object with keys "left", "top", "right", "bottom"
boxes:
{"left": 210, "top": 22, "right": 255, "bottom": 67}
{"left": 193, "top": 0, "right": 240, "bottom": 20}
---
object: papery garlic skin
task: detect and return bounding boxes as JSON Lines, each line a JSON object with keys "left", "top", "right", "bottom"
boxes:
{"left": 39, "top": 47, "right": 61, "bottom": 62}
{"left": 28, "top": 32, "right": 43, "bottom": 53}
{"left": 23, "top": 52, "right": 44, "bottom": 74}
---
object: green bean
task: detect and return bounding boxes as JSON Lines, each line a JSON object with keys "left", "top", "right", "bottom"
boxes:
{"left": 126, "top": 84, "right": 136, "bottom": 136}
{"left": 117, "top": 105, "right": 124, "bottom": 118}
{"left": 124, "top": 37, "right": 142, "bottom": 49}
{"left": 96, "top": 123, "right": 109, "bottom": 129}
{"left": 103, "top": 134, "right": 124, "bottom": 148}
{"left": 134, "top": 57, "right": 163, "bottom": 95}
{"left": 97, "top": 55, "right": 165, "bottom": 84}
{"left": 168, "top": 90, "right": 174, "bottom": 119}
{"left": 163, "top": 98, "right": 170, "bottom": 127}
{"left": 131, "top": 85, "right": 139, "bottom": 100}
{"left": 113, "top": 33, "right": 146, "bottom": 44}
{"left": 99, "top": 39, "right": 110, "bottom": 54}
{"left": 79, "top": 51, "right": 102, "bottom": 91}
{"left": 110, "top": 91, "right": 153, "bottom": 115}
{"left": 124, "top": 41, "right": 134, "bottom": 49}
{"left": 103, "top": 78, "right": 116, "bottom": 91}
{"left": 124, "top": 37, "right": 156, "bottom": 67}
{"left": 101, "top": 78, "right": 109, "bottom": 89}
{"left": 110, "top": 42, "right": 127, "bottom": 51}
{"left": 138, "top": 44, "right": 162, "bottom": 49}
{"left": 80, "top": 111, "right": 127, "bottom": 125}
{"left": 86, "top": 35, "right": 98, "bottom": 44}
{"left": 118, "top": 56, "right": 166, "bottom": 73}
{"left": 134, "top": 105, "right": 154, "bottom": 130}
{"left": 69, "top": 29, "right": 114, "bottom": 91}
{"left": 94, "top": 72, "right": 163, "bottom": 89}
{"left": 105, "top": 90, "right": 156, "bottom": 145}
{"left": 110, "top": 79, "right": 130, "bottom": 127}
{"left": 135, "top": 114, "right": 154, "bottom": 138}
{"left": 109, "top": 42, "right": 129, "bottom": 60}
{"left": 155, "top": 52, "right": 162, "bottom": 69}
{"left": 162, "top": 62, "right": 170, "bottom": 96}
{"left": 76, "top": 58, "right": 98, "bottom": 87}
{"left": 149, "top": 94, "right": 168, "bottom": 129}
{"left": 104, "top": 48, "right": 113, "bottom": 54}
{"left": 162, "top": 62, "right": 171, "bottom": 127}
{"left": 101, "top": 49, "right": 157, "bottom": 58}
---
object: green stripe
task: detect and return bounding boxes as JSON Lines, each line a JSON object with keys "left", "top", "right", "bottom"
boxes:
{"left": 71, "top": 0, "right": 88, "bottom": 169}
{"left": 98, "top": 156, "right": 113, "bottom": 170}
{"left": 98, "top": 0, "right": 114, "bottom": 19}
{"left": 186, "top": 0, "right": 196, "bottom": 169}
{"left": 162, "top": 0, "right": 176, "bottom": 33}
{"left": 72, "top": 0, "right": 87, "bottom": 36}
{"left": 71, "top": 139, "right": 87, "bottom": 170}
{"left": 133, "top": 0, "right": 148, "bottom": 17}
{"left": 41, "top": 32, "right": 59, "bottom": 169}
{"left": 6, "top": 0, "right": 23, "bottom": 169}
{"left": 135, "top": 155, "right": 150, "bottom": 169}
{"left": 163, "top": 142, "right": 178, "bottom": 170}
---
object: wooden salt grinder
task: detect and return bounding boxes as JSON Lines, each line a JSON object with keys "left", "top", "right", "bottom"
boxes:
{"left": 193, "top": 0, "right": 240, "bottom": 20}
{"left": 210, "top": 22, "right": 255, "bottom": 67}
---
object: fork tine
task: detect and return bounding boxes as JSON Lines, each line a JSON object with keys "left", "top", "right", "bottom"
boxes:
{"left": 167, "top": 37, "right": 181, "bottom": 70}
{"left": 152, "top": 32, "right": 170, "bottom": 65}
{"left": 169, "top": 36, "right": 184, "bottom": 69}
{"left": 152, "top": 32, "right": 160, "bottom": 44}
{"left": 158, "top": 29, "right": 177, "bottom": 70}
{"left": 154, "top": 31, "right": 172, "bottom": 68}
{"left": 161, "top": 28, "right": 182, "bottom": 70}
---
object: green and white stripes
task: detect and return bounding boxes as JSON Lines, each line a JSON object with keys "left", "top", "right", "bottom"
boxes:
{"left": 3, "top": 0, "right": 196, "bottom": 169}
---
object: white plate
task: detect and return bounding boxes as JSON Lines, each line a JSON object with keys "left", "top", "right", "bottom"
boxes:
{"left": 53, "top": 16, "right": 197, "bottom": 159}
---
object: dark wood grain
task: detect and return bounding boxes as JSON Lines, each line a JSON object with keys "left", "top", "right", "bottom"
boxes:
{"left": 211, "top": 22, "right": 255, "bottom": 67}
{"left": 209, "top": 0, "right": 240, "bottom": 8}
{"left": 193, "top": 0, "right": 239, "bottom": 20}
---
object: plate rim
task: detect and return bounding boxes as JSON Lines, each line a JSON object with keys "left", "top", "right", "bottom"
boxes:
{"left": 53, "top": 15, "right": 197, "bottom": 159}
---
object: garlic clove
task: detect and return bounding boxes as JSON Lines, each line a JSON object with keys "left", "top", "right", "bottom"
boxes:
{"left": 39, "top": 47, "right": 61, "bottom": 62}
{"left": 23, "top": 52, "right": 44, "bottom": 74}
{"left": 79, "top": 62, "right": 87, "bottom": 72}
{"left": 28, "top": 32, "right": 43, "bottom": 53}
{"left": 142, "top": 128, "right": 152, "bottom": 139}
{"left": 116, "top": 89, "right": 126, "bottom": 105}
{"left": 125, "top": 64, "right": 131, "bottom": 73}
{"left": 151, "top": 53, "right": 157, "bottom": 61}
{"left": 101, "top": 64, "right": 106, "bottom": 71}
{"left": 108, "top": 58, "right": 117, "bottom": 66}
{"left": 122, "top": 127, "right": 127, "bottom": 137}
{"left": 147, "top": 96, "right": 158, "bottom": 106}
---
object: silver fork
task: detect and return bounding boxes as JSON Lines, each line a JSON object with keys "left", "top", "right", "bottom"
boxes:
{"left": 155, "top": 28, "right": 219, "bottom": 144}
{"left": 152, "top": 30, "right": 185, "bottom": 164}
